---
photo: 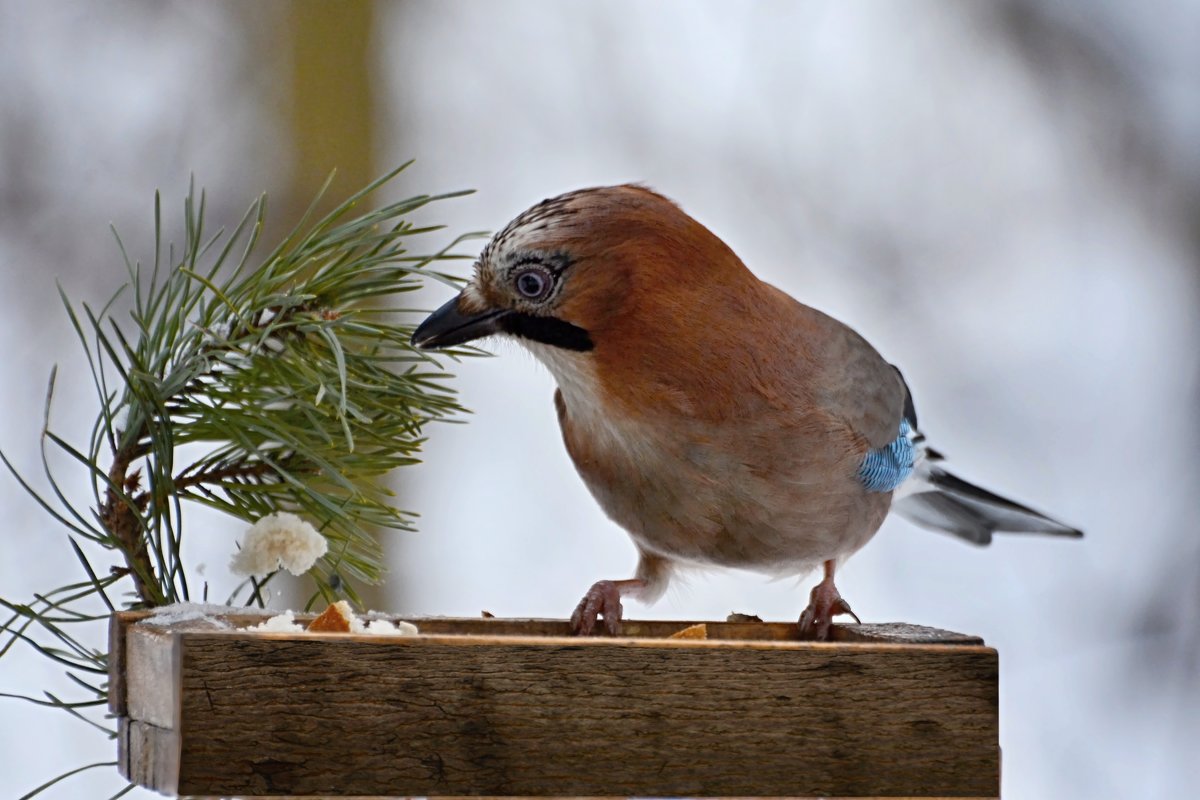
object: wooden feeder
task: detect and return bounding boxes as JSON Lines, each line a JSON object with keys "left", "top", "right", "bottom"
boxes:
{"left": 109, "top": 612, "right": 999, "bottom": 798}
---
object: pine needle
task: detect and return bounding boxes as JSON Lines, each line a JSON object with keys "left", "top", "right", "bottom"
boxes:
{"left": 0, "top": 164, "right": 481, "bottom": 795}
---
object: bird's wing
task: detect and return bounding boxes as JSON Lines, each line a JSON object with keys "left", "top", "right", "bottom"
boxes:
{"left": 809, "top": 311, "right": 909, "bottom": 450}
{"left": 892, "top": 364, "right": 918, "bottom": 430}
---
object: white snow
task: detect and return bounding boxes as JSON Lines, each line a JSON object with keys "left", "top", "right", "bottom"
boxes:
{"left": 361, "top": 619, "right": 420, "bottom": 636}
{"left": 229, "top": 511, "right": 328, "bottom": 578}
{"left": 247, "top": 605, "right": 419, "bottom": 635}
{"left": 250, "top": 610, "right": 305, "bottom": 633}
{"left": 141, "top": 601, "right": 278, "bottom": 628}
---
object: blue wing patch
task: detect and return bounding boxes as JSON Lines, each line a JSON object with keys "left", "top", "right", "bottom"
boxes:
{"left": 858, "top": 419, "right": 916, "bottom": 492}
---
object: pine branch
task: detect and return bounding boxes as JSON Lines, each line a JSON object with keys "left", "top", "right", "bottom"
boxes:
{"left": 173, "top": 458, "right": 288, "bottom": 491}
{"left": 77, "top": 163, "right": 483, "bottom": 603}
{"left": 1, "top": 163, "right": 485, "bottom": 796}
{"left": 99, "top": 447, "right": 157, "bottom": 605}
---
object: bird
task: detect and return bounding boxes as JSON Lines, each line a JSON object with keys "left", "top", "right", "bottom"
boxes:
{"left": 411, "top": 185, "right": 1082, "bottom": 640}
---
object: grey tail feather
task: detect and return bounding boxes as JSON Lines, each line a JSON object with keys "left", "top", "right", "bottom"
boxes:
{"left": 893, "top": 466, "right": 1084, "bottom": 546}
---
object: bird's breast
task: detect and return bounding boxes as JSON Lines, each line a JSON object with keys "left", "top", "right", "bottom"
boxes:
{"left": 527, "top": 342, "right": 888, "bottom": 575}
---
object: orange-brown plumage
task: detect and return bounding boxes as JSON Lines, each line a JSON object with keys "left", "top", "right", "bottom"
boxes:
{"left": 412, "top": 184, "right": 1082, "bottom": 639}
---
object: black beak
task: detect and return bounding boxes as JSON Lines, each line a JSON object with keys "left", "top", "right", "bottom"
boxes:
{"left": 411, "top": 294, "right": 508, "bottom": 350}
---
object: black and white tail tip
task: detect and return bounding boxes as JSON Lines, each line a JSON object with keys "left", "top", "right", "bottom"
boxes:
{"left": 893, "top": 451, "right": 1084, "bottom": 546}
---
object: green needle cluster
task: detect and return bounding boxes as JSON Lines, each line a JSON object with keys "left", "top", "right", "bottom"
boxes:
{"left": 1, "top": 164, "right": 479, "bottom": 797}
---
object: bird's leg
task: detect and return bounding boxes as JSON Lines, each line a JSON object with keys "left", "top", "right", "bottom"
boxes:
{"left": 571, "top": 554, "right": 672, "bottom": 636}
{"left": 573, "top": 578, "right": 648, "bottom": 633}
{"left": 797, "top": 559, "right": 861, "bottom": 641}
{"left": 570, "top": 578, "right": 645, "bottom": 636}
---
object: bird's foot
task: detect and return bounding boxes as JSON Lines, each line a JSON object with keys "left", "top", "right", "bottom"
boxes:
{"left": 797, "top": 575, "right": 861, "bottom": 641}
{"left": 570, "top": 580, "right": 625, "bottom": 636}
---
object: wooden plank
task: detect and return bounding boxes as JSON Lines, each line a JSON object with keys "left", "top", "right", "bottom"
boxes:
{"left": 118, "top": 717, "right": 180, "bottom": 794}
{"left": 391, "top": 617, "right": 984, "bottom": 645}
{"left": 108, "top": 611, "right": 132, "bottom": 715}
{"left": 111, "top": 615, "right": 998, "bottom": 797}
{"left": 115, "top": 611, "right": 985, "bottom": 644}
{"left": 114, "top": 611, "right": 985, "bottom": 642}
{"left": 159, "top": 632, "right": 997, "bottom": 798}
{"left": 832, "top": 623, "right": 985, "bottom": 646}
{"left": 124, "top": 623, "right": 181, "bottom": 729}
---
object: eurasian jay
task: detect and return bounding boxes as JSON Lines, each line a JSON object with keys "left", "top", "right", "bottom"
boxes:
{"left": 413, "top": 185, "right": 1082, "bottom": 640}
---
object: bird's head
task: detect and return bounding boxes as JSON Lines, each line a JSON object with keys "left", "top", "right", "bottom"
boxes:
{"left": 411, "top": 184, "right": 746, "bottom": 358}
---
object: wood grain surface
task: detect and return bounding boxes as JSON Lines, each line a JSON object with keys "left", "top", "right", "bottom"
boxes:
{"left": 111, "top": 614, "right": 999, "bottom": 798}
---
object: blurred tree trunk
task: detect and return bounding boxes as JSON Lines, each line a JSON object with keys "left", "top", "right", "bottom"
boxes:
{"left": 287, "top": 0, "right": 376, "bottom": 216}
{"left": 268, "top": 0, "right": 405, "bottom": 612}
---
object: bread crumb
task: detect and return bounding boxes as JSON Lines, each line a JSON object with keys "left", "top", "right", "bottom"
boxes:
{"left": 669, "top": 623, "right": 708, "bottom": 640}
{"left": 307, "top": 600, "right": 353, "bottom": 632}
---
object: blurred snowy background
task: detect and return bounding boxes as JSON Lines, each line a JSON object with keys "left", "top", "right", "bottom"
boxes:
{"left": 2, "top": 1, "right": 1198, "bottom": 797}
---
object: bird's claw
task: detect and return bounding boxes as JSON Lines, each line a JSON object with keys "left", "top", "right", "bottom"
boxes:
{"left": 797, "top": 581, "right": 860, "bottom": 641}
{"left": 571, "top": 580, "right": 624, "bottom": 636}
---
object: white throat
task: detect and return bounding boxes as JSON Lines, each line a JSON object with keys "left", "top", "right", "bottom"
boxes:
{"left": 520, "top": 340, "right": 601, "bottom": 412}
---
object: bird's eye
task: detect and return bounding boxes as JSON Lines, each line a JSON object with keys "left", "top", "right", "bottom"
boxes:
{"left": 514, "top": 267, "right": 553, "bottom": 301}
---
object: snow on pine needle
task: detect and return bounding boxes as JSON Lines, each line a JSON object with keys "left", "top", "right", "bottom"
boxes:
{"left": 231, "top": 511, "right": 328, "bottom": 579}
